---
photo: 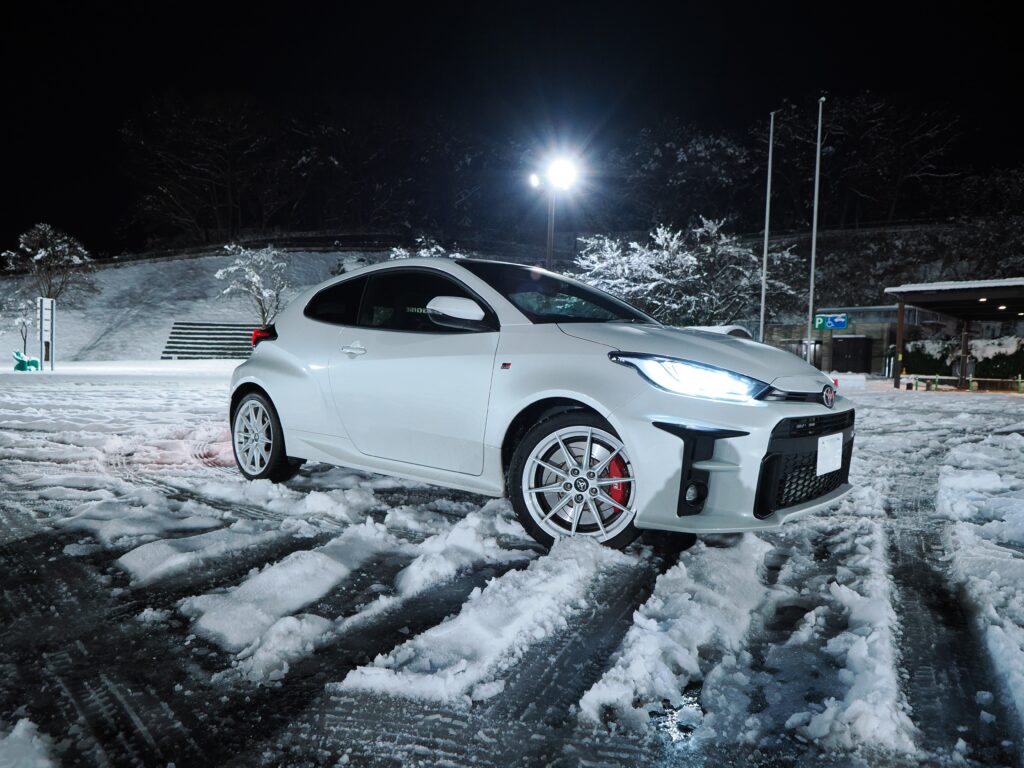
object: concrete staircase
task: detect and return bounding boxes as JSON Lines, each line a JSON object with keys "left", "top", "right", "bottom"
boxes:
{"left": 160, "top": 322, "right": 254, "bottom": 360}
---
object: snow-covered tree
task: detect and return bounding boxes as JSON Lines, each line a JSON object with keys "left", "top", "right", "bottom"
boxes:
{"left": 215, "top": 244, "right": 289, "bottom": 326}
{"left": 0, "top": 297, "right": 36, "bottom": 354}
{"left": 575, "top": 219, "right": 796, "bottom": 327}
{"left": 389, "top": 236, "right": 465, "bottom": 260}
{"left": 3, "top": 223, "right": 95, "bottom": 304}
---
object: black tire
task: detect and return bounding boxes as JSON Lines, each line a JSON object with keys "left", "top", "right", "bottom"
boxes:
{"left": 231, "top": 392, "right": 303, "bottom": 483}
{"left": 641, "top": 530, "right": 698, "bottom": 558}
{"left": 508, "top": 411, "right": 642, "bottom": 550}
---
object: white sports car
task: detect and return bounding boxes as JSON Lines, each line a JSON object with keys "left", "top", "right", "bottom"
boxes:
{"left": 230, "top": 258, "right": 854, "bottom": 549}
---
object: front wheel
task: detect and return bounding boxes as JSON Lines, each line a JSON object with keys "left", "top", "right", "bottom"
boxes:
{"left": 509, "top": 412, "right": 641, "bottom": 550}
{"left": 231, "top": 392, "right": 302, "bottom": 483}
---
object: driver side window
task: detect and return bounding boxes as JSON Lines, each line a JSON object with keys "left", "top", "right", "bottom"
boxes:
{"left": 357, "top": 270, "right": 485, "bottom": 333}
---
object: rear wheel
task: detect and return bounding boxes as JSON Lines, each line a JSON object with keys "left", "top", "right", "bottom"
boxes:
{"left": 231, "top": 392, "right": 302, "bottom": 482}
{"left": 509, "top": 412, "right": 641, "bottom": 550}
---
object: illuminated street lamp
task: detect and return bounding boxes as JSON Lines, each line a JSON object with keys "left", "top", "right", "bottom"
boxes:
{"left": 529, "top": 156, "right": 579, "bottom": 269}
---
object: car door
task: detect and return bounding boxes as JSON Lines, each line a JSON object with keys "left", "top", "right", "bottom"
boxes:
{"left": 328, "top": 268, "right": 500, "bottom": 475}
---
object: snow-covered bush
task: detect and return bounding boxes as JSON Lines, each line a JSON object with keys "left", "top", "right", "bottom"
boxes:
{"left": 329, "top": 254, "right": 372, "bottom": 276}
{"left": 575, "top": 219, "right": 795, "bottom": 327}
{"left": 906, "top": 336, "right": 1023, "bottom": 377}
{"left": 389, "top": 236, "right": 465, "bottom": 260}
{"left": 2, "top": 223, "right": 95, "bottom": 304}
{"left": 215, "top": 244, "right": 289, "bottom": 326}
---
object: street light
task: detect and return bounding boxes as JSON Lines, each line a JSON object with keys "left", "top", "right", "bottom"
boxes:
{"left": 529, "top": 156, "right": 579, "bottom": 269}
{"left": 547, "top": 158, "right": 577, "bottom": 190}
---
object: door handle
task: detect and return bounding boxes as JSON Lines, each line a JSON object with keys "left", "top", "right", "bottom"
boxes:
{"left": 341, "top": 343, "right": 366, "bottom": 357}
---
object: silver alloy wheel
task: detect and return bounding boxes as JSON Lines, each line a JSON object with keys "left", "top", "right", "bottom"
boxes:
{"left": 233, "top": 399, "right": 274, "bottom": 475}
{"left": 521, "top": 426, "right": 637, "bottom": 543}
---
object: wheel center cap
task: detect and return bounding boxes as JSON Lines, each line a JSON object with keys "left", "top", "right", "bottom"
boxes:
{"left": 574, "top": 478, "right": 589, "bottom": 492}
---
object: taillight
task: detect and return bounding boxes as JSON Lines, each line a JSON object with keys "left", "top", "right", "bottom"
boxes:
{"left": 252, "top": 324, "right": 278, "bottom": 348}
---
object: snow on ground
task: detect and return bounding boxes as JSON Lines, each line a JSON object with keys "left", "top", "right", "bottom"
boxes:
{"left": 180, "top": 519, "right": 406, "bottom": 652}
{"left": 579, "top": 534, "right": 772, "bottom": 729}
{"left": 339, "top": 537, "right": 637, "bottom": 704}
{"left": 390, "top": 501, "right": 532, "bottom": 596}
{"left": 223, "top": 502, "right": 537, "bottom": 684}
{"left": 3, "top": 366, "right": 1024, "bottom": 766}
{"left": 117, "top": 521, "right": 282, "bottom": 585}
{"left": 782, "top": 519, "right": 917, "bottom": 753}
{"left": 0, "top": 718, "right": 55, "bottom": 768}
{"left": 940, "top": 432, "right": 1024, "bottom": 729}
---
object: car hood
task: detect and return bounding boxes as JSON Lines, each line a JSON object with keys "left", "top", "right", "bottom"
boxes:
{"left": 558, "top": 323, "right": 833, "bottom": 392}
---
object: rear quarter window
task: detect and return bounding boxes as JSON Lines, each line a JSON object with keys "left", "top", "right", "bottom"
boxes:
{"left": 304, "top": 276, "right": 368, "bottom": 325}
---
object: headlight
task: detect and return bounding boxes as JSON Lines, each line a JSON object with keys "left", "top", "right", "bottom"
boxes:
{"left": 610, "top": 353, "right": 768, "bottom": 403}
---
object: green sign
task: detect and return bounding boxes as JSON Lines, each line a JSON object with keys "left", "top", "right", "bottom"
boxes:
{"left": 813, "top": 313, "right": 849, "bottom": 331}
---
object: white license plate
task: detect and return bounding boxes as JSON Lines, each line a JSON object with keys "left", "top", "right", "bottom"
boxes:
{"left": 816, "top": 433, "right": 844, "bottom": 476}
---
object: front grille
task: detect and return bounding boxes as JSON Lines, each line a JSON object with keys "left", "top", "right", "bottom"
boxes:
{"left": 765, "top": 443, "right": 852, "bottom": 513}
{"left": 755, "top": 417, "right": 855, "bottom": 519}
{"left": 773, "top": 410, "right": 855, "bottom": 439}
{"left": 759, "top": 388, "right": 821, "bottom": 403}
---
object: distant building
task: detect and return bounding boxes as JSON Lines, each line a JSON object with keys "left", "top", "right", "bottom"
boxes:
{"left": 764, "top": 305, "right": 956, "bottom": 374}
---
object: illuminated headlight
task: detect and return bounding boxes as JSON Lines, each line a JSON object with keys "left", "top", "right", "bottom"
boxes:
{"left": 610, "top": 353, "right": 769, "bottom": 403}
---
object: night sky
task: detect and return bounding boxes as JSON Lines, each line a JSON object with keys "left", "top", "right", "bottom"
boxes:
{"left": 2, "top": 1, "right": 1019, "bottom": 253}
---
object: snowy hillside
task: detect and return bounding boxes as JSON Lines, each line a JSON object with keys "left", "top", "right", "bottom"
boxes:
{"left": 0, "top": 250, "right": 378, "bottom": 361}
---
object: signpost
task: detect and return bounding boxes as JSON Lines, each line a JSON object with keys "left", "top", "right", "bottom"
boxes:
{"left": 813, "top": 312, "right": 849, "bottom": 331}
{"left": 38, "top": 297, "right": 55, "bottom": 371}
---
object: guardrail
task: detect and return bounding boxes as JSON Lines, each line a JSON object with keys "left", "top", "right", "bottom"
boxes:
{"left": 909, "top": 374, "right": 1024, "bottom": 393}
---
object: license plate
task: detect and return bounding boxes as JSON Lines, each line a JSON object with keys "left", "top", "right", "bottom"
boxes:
{"left": 816, "top": 433, "right": 843, "bottom": 476}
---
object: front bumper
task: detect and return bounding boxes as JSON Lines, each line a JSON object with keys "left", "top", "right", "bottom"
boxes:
{"left": 606, "top": 388, "right": 855, "bottom": 534}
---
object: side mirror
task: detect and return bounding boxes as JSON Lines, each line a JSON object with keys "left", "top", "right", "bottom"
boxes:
{"left": 426, "top": 296, "right": 491, "bottom": 331}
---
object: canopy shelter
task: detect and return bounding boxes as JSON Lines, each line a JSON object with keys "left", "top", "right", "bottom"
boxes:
{"left": 884, "top": 278, "right": 1024, "bottom": 389}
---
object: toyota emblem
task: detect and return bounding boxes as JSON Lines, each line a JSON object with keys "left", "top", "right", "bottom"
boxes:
{"left": 822, "top": 385, "right": 835, "bottom": 409}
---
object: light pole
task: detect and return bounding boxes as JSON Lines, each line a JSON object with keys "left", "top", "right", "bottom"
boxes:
{"left": 530, "top": 157, "right": 578, "bottom": 270}
{"left": 806, "top": 96, "right": 825, "bottom": 365}
{"left": 758, "top": 110, "right": 776, "bottom": 343}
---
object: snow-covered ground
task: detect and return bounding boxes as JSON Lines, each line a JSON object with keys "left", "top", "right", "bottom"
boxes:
{"left": 1, "top": 365, "right": 1024, "bottom": 766}
{"left": 0, "top": 250, "right": 377, "bottom": 361}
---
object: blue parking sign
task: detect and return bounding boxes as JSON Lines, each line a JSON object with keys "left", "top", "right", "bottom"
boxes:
{"left": 813, "top": 313, "right": 849, "bottom": 330}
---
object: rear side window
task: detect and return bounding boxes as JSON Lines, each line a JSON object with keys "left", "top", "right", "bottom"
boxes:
{"left": 358, "top": 270, "right": 486, "bottom": 332}
{"left": 304, "top": 276, "right": 368, "bottom": 325}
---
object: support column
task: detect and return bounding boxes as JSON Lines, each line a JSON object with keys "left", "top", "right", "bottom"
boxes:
{"left": 958, "top": 321, "right": 970, "bottom": 390}
{"left": 894, "top": 296, "right": 905, "bottom": 389}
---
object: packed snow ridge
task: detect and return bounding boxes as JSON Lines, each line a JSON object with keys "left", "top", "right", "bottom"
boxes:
{"left": 579, "top": 534, "right": 772, "bottom": 729}
{"left": 338, "top": 537, "right": 637, "bottom": 704}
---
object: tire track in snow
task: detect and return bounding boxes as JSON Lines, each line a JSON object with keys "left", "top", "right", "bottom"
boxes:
{"left": 0, "top": 504, "right": 516, "bottom": 766}
{"left": 105, "top": 446, "right": 345, "bottom": 530}
{"left": 848, "top": 393, "right": 1021, "bottom": 764}
{"left": 244, "top": 539, "right": 669, "bottom": 766}
{"left": 886, "top": 469, "right": 1019, "bottom": 766}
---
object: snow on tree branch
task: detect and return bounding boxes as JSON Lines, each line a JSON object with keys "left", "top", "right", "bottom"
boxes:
{"left": 0, "top": 297, "right": 37, "bottom": 354}
{"left": 2, "top": 223, "right": 95, "bottom": 305}
{"left": 575, "top": 219, "right": 796, "bottom": 327}
{"left": 389, "top": 236, "right": 466, "bottom": 260}
{"left": 214, "top": 244, "right": 290, "bottom": 326}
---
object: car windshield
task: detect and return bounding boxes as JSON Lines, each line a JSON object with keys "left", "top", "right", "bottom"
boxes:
{"left": 460, "top": 261, "right": 657, "bottom": 325}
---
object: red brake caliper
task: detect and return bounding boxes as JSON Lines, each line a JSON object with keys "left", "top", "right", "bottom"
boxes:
{"left": 607, "top": 456, "right": 629, "bottom": 505}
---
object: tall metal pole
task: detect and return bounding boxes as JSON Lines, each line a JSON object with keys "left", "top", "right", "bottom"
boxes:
{"left": 805, "top": 96, "right": 825, "bottom": 365}
{"left": 545, "top": 191, "right": 556, "bottom": 270}
{"left": 758, "top": 111, "right": 776, "bottom": 342}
